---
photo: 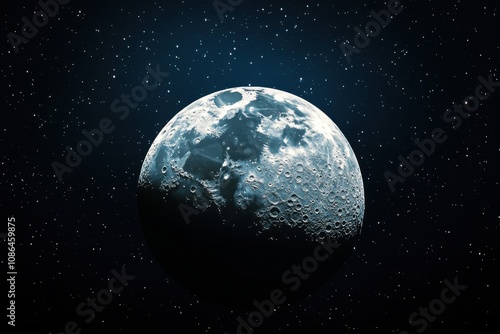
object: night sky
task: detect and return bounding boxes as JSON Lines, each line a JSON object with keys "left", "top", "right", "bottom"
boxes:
{"left": 2, "top": 0, "right": 499, "bottom": 333}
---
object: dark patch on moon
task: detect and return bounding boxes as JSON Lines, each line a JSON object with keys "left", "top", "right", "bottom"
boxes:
{"left": 183, "top": 141, "right": 224, "bottom": 180}
{"left": 282, "top": 125, "right": 306, "bottom": 146}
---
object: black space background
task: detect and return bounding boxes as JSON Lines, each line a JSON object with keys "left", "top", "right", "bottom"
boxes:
{"left": 1, "top": 0, "right": 499, "bottom": 333}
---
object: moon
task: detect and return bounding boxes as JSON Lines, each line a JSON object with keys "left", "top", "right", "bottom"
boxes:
{"left": 138, "top": 87, "right": 364, "bottom": 307}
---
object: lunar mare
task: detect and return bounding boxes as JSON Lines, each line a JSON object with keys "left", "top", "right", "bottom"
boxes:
{"left": 138, "top": 87, "right": 364, "bottom": 306}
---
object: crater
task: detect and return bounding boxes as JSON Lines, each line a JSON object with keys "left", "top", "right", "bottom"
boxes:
{"left": 214, "top": 91, "right": 243, "bottom": 108}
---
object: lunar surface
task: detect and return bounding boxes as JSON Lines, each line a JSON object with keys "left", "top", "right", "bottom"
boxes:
{"left": 138, "top": 87, "right": 364, "bottom": 307}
